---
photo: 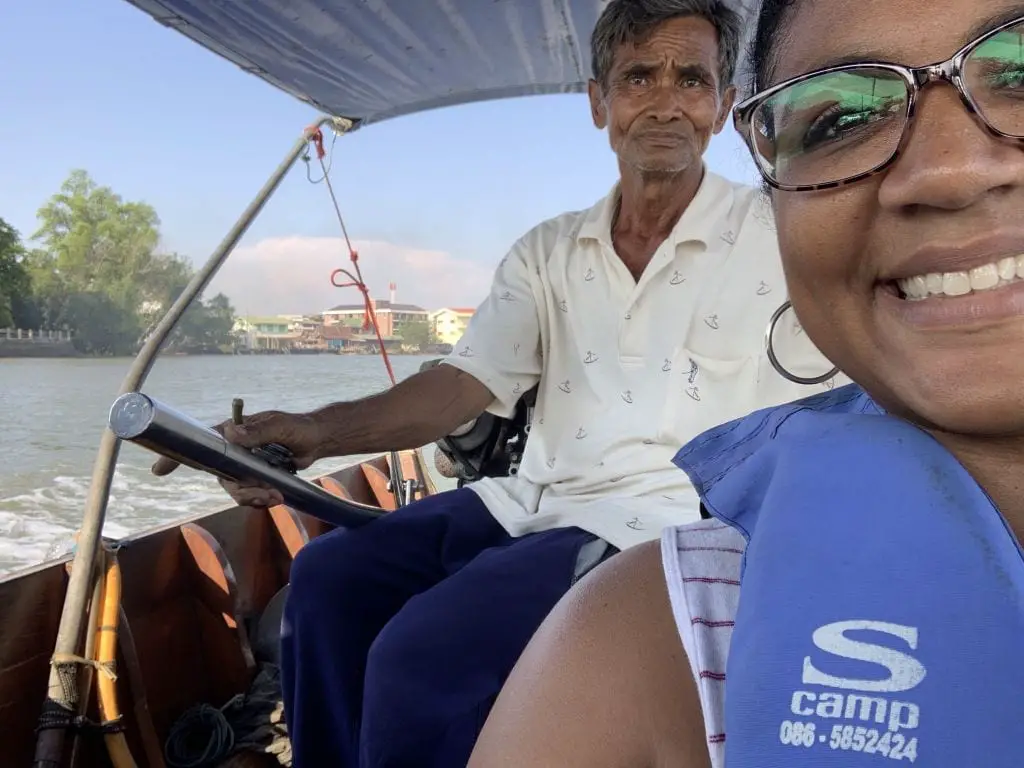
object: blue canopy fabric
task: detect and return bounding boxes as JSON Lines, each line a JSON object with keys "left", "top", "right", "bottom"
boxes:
{"left": 124, "top": 0, "right": 758, "bottom": 129}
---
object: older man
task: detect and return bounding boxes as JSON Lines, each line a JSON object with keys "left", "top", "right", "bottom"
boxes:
{"left": 154, "top": 1, "right": 835, "bottom": 765}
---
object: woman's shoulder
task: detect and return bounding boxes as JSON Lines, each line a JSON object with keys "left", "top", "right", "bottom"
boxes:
{"left": 470, "top": 540, "right": 711, "bottom": 767}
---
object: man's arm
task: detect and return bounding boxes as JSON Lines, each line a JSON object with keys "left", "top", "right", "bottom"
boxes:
{"left": 151, "top": 351, "right": 494, "bottom": 482}
{"left": 307, "top": 362, "right": 493, "bottom": 457}
{"left": 442, "top": 238, "right": 544, "bottom": 419}
{"left": 468, "top": 541, "right": 712, "bottom": 768}
{"left": 311, "top": 239, "right": 543, "bottom": 454}
{"left": 152, "top": 239, "right": 543, "bottom": 502}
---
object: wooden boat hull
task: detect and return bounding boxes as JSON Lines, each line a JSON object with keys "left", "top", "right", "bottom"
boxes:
{"left": 0, "top": 450, "right": 435, "bottom": 767}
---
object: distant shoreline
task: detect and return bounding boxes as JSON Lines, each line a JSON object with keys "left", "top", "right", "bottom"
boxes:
{"left": 0, "top": 344, "right": 435, "bottom": 359}
{"left": 0, "top": 339, "right": 80, "bottom": 359}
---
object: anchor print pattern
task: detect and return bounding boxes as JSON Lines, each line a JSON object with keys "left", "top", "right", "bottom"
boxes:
{"left": 686, "top": 358, "right": 700, "bottom": 400}
{"left": 453, "top": 191, "right": 797, "bottom": 542}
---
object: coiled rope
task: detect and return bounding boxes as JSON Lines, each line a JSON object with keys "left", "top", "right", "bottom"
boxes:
{"left": 163, "top": 663, "right": 291, "bottom": 767}
{"left": 163, "top": 698, "right": 237, "bottom": 768}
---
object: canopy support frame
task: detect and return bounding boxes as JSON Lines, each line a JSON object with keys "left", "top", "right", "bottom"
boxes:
{"left": 33, "top": 114, "right": 349, "bottom": 767}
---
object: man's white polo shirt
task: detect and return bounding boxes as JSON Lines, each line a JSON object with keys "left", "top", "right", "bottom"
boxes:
{"left": 443, "top": 170, "right": 842, "bottom": 550}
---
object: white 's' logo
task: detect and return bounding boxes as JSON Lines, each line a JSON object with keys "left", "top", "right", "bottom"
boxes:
{"left": 803, "top": 620, "right": 926, "bottom": 693}
{"left": 783, "top": 620, "right": 924, "bottom": 757}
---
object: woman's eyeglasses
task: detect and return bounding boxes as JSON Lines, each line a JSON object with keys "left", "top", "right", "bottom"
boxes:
{"left": 733, "top": 15, "right": 1024, "bottom": 191}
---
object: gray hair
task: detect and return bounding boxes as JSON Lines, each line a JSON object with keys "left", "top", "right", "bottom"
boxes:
{"left": 590, "top": 0, "right": 744, "bottom": 89}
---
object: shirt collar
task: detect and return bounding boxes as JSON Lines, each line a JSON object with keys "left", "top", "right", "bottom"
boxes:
{"left": 575, "top": 166, "right": 735, "bottom": 251}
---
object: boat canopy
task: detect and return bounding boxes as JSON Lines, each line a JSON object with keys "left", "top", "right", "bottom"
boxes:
{"left": 124, "top": 0, "right": 758, "bottom": 129}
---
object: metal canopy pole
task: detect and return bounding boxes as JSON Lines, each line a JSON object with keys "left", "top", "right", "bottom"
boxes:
{"left": 33, "top": 116, "right": 337, "bottom": 767}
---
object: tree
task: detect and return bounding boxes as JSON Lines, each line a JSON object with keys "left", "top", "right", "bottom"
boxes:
{"left": 0, "top": 218, "right": 38, "bottom": 328}
{"left": 25, "top": 170, "right": 236, "bottom": 355}
{"left": 168, "top": 292, "right": 238, "bottom": 352}
{"left": 33, "top": 169, "right": 162, "bottom": 310}
{"left": 29, "top": 170, "right": 167, "bottom": 352}
{"left": 62, "top": 291, "right": 141, "bottom": 356}
{"left": 200, "top": 293, "right": 237, "bottom": 347}
{"left": 399, "top": 317, "right": 433, "bottom": 351}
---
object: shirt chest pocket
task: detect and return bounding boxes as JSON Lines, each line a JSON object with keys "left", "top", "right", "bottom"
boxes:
{"left": 657, "top": 349, "right": 759, "bottom": 444}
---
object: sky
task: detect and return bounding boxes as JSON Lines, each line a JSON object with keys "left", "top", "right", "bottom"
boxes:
{"left": 0, "top": 0, "right": 759, "bottom": 316}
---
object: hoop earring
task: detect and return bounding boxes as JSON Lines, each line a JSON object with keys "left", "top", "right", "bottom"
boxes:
{"left": 765, "top": 301, "right": 840, "bottom": 385}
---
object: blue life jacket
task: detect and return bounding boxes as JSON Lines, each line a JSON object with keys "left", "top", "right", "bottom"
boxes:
{"left": 673, "top": 383, "right": 1024, "bottom": 767}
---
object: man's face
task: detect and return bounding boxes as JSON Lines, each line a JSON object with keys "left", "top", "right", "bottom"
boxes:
{"left": 589, "top": 16, "right": 735, "bottom": 176}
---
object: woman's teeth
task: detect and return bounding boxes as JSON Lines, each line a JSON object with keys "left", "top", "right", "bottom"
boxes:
{"left": 897, "top": 255, "right": 1024, "bottom": 300}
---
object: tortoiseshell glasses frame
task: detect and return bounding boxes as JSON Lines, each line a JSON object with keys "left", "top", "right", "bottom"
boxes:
{"left": 733, "top": 14, "right": 1024, "bottom": 192}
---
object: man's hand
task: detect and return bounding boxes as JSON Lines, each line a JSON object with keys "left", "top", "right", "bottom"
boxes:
{"left": 148, "top": 364, "right": 494, "bottom": 508}
{"left": 150, "top": 410, "right": 323, "bottom": 508}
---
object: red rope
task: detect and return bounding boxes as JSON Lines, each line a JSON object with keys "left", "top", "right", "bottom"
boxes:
{"left": 308, "top": 125, "right": 397, "bottom": 386}
{"left": 330, "top": 266, "right": 396, "bottom": 384}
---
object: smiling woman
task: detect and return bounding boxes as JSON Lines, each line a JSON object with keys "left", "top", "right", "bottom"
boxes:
{"left": 468, "top": 0, "right": 1024, "bottom": 766}
{"left": 759, "top": 3, "right": 1024, "bottom": 437}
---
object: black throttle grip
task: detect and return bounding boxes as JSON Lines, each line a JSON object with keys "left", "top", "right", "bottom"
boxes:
{"left": 232, "top": 397, "right": 297, "bottom": 473}
{"left": 252, "top": 443, "right": 298, "bottom": 474}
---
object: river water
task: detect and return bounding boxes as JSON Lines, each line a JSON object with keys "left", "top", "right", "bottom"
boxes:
{"left": 0, "top": 354, "right": 444, "bottom": 577}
